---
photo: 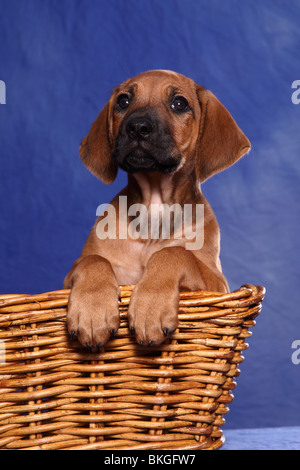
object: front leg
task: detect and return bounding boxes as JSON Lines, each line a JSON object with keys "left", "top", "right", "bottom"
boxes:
{"left": 127, "top": 246, "right": 216, "bottom": 346}
{"left": 64, "top": 255, "right": 120, "bottom": 350}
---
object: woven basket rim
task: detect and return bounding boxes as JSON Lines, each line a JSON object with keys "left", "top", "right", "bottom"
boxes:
{"left": 0, "top": 283, "right": 265, "bottom": 307}
{"left": 0, "top": 283, "right": 265, "bottom": 451}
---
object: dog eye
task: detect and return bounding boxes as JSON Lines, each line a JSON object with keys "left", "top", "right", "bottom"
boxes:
{"left": 117, "top": 94, "right": 131, "bottom": 110}
{"left": 171, "top": 96, "right": 189, "bottom": 113}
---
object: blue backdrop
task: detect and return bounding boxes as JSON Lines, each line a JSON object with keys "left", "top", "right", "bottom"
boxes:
{"left": 0, "top": 0, "right": 299, "bottom": 431}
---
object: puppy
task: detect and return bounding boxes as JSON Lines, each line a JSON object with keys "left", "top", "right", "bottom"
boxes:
{"left": 64, "top": 70, "right": 250, "bottom": 350}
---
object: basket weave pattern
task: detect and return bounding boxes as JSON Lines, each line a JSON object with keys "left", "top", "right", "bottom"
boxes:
{"left": 0, "top": 284, "right": 265, "bottom": 450}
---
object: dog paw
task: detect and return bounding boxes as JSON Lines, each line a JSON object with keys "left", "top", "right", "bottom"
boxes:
{"left": 127, "top": 281, "right": 179, "bottom": 346}
{"left": 67, "top": 283, "right": 120, "bottom": 350}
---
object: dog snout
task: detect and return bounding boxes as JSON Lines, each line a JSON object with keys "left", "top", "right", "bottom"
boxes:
{"left": 112, "top": 108, "right": 181, "bottom": 174}
{"left": 126, "top": 116, "right": 154, "bottom": 140}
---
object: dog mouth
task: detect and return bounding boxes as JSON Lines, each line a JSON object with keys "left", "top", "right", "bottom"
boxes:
{"left": 115, "top": 147, "right": 180, "bottom": 174}
{"left": 126, "top": 150, "right": 157, "bottom": 170}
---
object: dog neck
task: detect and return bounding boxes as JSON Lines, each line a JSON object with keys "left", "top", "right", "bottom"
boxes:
{"left": 130, "top": 172, "right": 172, "bottom": 207}
{"left": 127, "top": 171, "right": 201, "bottom": 207}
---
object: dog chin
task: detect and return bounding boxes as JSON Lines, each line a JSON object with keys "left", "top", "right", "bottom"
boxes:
{"left": 117, "top": 151, "right": 180, "bottom": 174}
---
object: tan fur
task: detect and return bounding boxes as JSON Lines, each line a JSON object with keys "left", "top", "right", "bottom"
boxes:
{"left": 64, "top": 70, "right": 250, "bottom": 350}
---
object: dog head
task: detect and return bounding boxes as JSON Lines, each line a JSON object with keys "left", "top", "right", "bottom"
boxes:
{"left": 80, "top": 70, "right": 250, "bottom": 184}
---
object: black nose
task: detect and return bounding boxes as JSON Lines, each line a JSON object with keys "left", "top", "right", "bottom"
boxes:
{"left": 126, "top": 116, "right": 154, "bottom": 140}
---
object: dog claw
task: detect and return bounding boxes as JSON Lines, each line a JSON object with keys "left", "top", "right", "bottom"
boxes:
{"left": 148, "top": 340, "right": 152, "bottom": 347}
{"left": 70, "top": 331, "right": 76, "bottom": 340}
{"left": 85, "top": 342, "right": 91, "bottom": 352}
{"left": 163, "top": 328, "right": 169, "bottom": 336}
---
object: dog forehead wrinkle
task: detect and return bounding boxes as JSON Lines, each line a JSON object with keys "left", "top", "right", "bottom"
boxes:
{"left": 125, "top": 77, "right": 172, "bottom": 102}
{"left": 117, "top": 71, "right": 199, "bottom": 110}
{"left": 118, "top": 70, "right": 197, "bottom": 94}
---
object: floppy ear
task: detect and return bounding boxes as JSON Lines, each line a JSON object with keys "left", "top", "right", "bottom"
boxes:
{"left": 195, "top": 86, "right": 251, "bottom": 182}
{"left": 79, "top": 102, "right": 118, "bottom": 184}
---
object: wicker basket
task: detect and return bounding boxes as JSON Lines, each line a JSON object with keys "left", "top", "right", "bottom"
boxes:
{"left": 0, "top": 284, "right": 265, "bottom": 450}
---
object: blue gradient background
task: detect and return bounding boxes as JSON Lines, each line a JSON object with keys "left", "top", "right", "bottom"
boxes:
{"left": 0, "top": 0, "right": 299, "bottom": 430}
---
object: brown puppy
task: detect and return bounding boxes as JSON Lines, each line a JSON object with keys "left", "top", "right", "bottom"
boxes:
{"left": 64, "top": 70, "right": 250, "bottom": 350}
